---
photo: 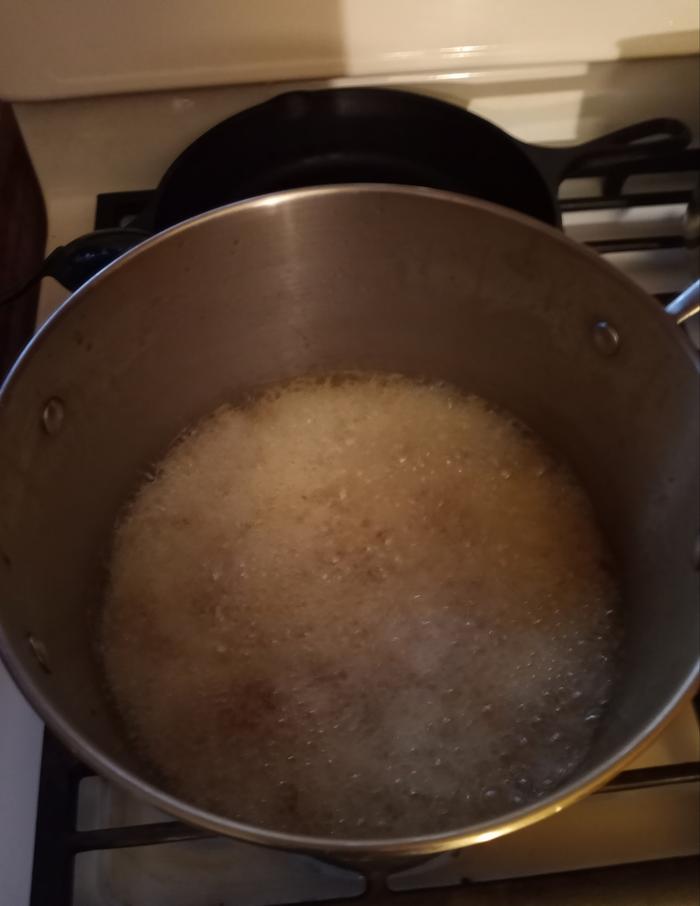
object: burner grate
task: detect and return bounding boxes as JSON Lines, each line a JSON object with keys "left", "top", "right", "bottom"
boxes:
{"left": 28, "top": 729, "right": 700, "bottom": 906}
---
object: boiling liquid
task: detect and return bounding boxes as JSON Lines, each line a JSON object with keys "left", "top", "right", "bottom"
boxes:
{"left": 100, "top": 375, "right": 618, "bottom": 837}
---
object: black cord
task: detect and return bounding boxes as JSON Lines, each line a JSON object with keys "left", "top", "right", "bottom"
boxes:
{"left": 0, "top": 269, "right": 44, "bottom": 306}
{"left": 0, "top": 247, "right": 69, "bottom": 307}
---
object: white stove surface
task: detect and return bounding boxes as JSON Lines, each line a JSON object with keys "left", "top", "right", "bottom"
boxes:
{"left": 71, "top": 715, "right": 700, "bottom": 905}
{"left": 2, "top": 0, "right": 699, "bottom": 102}
{"left": 3, "top": 56, "right": 699, "bottom": 905}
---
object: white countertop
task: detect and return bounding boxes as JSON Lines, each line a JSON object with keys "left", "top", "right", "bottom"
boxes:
{"left": 1, "top": 0, "right": 699, "bottom": 101}
{"left": 0, "top": 661, "right": 42, "bottom": 906}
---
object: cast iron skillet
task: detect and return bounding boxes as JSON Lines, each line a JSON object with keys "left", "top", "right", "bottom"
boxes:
{"left": 2, "top": 87, "right": 691, "bottom": 298}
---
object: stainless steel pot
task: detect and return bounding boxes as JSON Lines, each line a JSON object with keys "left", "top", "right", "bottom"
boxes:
{"left": 0, "top": 185, "right": 698, "bottom": 859}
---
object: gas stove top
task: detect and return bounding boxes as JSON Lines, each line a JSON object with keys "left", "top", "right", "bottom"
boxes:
{"left": 2, "top": 66, "right": 699, "bottom": 906}
{"left": 31, "top": 720, "right": 700, "bottom": 906}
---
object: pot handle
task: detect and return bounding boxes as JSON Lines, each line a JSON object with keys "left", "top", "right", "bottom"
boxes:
{"left": 0, "top": 228, "right": 151, "bottom": 306}
{"left": 666, "top": 280, "right": 700, "bottom": 325}
{"left": 521, "top": 118, "right": 692, "bottom": 191}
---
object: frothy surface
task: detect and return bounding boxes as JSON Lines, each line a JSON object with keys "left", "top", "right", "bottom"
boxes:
{"left": 101, "top": 375, "right": 619, "bottom": 838}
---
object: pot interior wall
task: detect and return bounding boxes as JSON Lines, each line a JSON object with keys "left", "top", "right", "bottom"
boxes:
{"left": 0, "top": 187, "right": 697, "bottom": 833}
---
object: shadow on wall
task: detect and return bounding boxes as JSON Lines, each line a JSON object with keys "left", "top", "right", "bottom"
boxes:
{"left": 415, "top": 31, "right": 700, "bottom": 145}
{"left": 570, "top": 31, "right": 700, "bottom": 143}
{"left": 617, "top": 30, "right": 700, "bottom": 59}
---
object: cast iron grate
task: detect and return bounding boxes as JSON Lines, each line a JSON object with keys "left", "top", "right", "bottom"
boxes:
{"left": 29, "top": 726, "right": 700, "bottom": 905}
{"left": 29, "top": 146, "right": 700, "bottom": 905}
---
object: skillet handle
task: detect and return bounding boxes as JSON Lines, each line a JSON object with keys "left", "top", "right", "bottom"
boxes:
{"left": 42, "top": 229, "right": 152, "bottom": 292}
{"left": 666, "top": 280, "right": 700, "bottom": 325}
{"left": 521, "top": 118, "right": 692, "bottom": 192}
{"left": 0, "top": 228, "right": 151, "bottom": 306}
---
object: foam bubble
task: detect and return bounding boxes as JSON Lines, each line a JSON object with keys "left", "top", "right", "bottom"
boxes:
{"left": 100, "top": 374, "right": 619, "bottom": 837}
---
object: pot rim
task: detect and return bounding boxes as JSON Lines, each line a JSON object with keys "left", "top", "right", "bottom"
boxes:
{"left": 1, "top": 183, "right": 698, "bottom": 856}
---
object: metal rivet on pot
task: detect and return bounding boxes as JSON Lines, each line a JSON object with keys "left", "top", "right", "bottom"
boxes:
{"left": 27, "top": 635, "right": 51, "bottom": 673}
{"left": 592, "top": 321, "right": 620, "bottom": 355}
{"left": 41, "top": 397, "right": 65, "bottom": 435}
